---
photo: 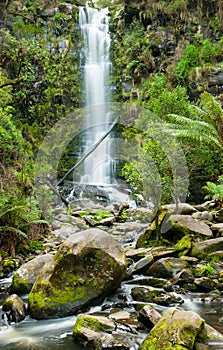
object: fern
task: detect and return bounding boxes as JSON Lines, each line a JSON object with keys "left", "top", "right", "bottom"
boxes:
{"left": 203, "top": 181, "right": 223, "bottom": 202}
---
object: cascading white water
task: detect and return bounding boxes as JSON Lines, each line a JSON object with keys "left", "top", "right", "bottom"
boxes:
{"left": 79, "top": 5, "right": 113, "bottom": 185}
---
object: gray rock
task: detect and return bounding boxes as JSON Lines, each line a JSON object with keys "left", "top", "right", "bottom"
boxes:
{"left": 126, "top": 246, "right": 175, "bottom": 261}
{"left": 138, "top": 305, "right": 161, "bottom": 328}
{"left": 171, "top": 268, "right": 195, "bottom": 286}
{"left": 194, "top": 277, "right": 219, "bottom": 291}
{"left": 162, "top": 214, "right": 213, "bottom": 238}
{"left": 163, "top": 203, "right": 197, "bottom": 215}
{"left": 2, "top": 294, "right": 26, "bottom": 323}
{"left": 108, "top": 222, "right": 148, "bottom": 245}
{"left": 131, "top": 286, "right": 183, "bottom": 306}
{"left": 191, "top": 237, "right": 223, "bottom": 258}
{"left": 52, "top": 223, "right": 80, "bottom": 241}
{"left": 10, "top": 254, "right": 54, "bottom": 294}
{"left": 211, "top": 223, "right": 223, "bottom": 234}
{"left": 73, "top": 312, "right": 144, "bottom": 350}
{"left": 145, "top": 257, "right": 189, "bottom": 278}
{"left": 192, "top": 211, "right": 214, "bottom": 221}
{"left": 127, "top": 254, "right": 154, "bottom": 276}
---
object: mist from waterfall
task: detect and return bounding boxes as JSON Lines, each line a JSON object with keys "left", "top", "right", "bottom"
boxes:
{"left": 78, "top": 5, "right": 113, "bottom": 185}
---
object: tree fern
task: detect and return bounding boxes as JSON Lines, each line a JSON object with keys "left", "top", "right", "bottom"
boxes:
{"left": 152, "top": 92, "right": 223, "bottom": 151}
{"left": 203, "top": 182, "right": 223, "bottom": 202}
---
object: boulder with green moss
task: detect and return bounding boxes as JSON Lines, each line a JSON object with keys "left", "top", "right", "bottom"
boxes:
{"left": 28, "top": 228, "right": 127, "bottom": 319}
{"left": 73, "top": 314, "right": 116, "bottom": 348}
{"left": 161, "top": 214, "right": 213, "bottom": 242}
{"left": 190, "top": 237, "right": 223, "bottom": 259}
{"left": 73, "top": 311, "right": 146, "bottom": 349}
{"left": 10, "top": 254, "right": 54, "bottom": 294}
{"left": 145, "top": 257, "right": 189, "bottom": 278}
{"left": 2, "top": 294, "right": 26, "bottom": 323}
{"left": 139, "top": 307, "right": 204, "bottom": 350}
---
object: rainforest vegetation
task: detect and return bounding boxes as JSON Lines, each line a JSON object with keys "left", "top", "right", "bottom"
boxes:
{"left": 1, "top": 0, "right": 223, "bottom": 258}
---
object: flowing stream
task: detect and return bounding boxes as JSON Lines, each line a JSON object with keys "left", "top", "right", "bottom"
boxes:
{"left": 1, "top": 275, "right": 223, "bottom": 349}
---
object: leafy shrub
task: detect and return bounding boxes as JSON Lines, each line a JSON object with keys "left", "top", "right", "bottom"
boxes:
{"left": 203, "top": 175, "right": 223, "bottom": 203}
{"left": 175, "top": 44, "right": 199, "bottom": 82}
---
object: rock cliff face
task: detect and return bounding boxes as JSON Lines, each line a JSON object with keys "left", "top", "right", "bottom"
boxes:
{"left": 112, "top": 0, "right": 223, "bottom": 98}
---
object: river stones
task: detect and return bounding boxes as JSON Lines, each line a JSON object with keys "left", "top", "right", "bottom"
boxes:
{"left": 28, "top": 228, "right": 127, "bottom": 319}
{"left": 10, "top": 254, "right": 54, "bottom": 294}
{"left": 138, "top": 305, "right": 161, "bottom": 329}
{"left": 73, "top": 311, "right": 146, "bottom": 349}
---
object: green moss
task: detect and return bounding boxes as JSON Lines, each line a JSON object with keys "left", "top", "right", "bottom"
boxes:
{"left": 140, "top": 337, "right": 187, "bottom": 350}
{"left": 73, "top": 314, "right": 114, "bottom": 336}
{"left": 10, "top": 273, "right": 31, "bottom": 294}
{"left": 174, "top": 235, "right": 192, "bottom": 256}
{"left": 139, "top": 308, "right": 204, "bottom": 350}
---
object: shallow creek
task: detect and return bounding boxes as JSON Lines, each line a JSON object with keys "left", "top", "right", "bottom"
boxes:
{"left": 1, "top": 275, "right": 223, "bottom": 349}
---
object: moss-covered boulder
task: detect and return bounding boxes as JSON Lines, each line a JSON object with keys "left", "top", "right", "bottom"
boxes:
{"left": 73, "top": 311, "right": 146, "bottom": 349}
{"left": 2, "top": 294, "right": 26, "bottom": 323}
{"left": 145, "top": 257, "right": 189, "bottom": 278}
{"left": 190, "top": 237, "right": 223, "bottom": 259}
{"left": 161, "top": 214, "right": 213, "bottom": 242}
{"left": 139, "top": 307, "right": 204, "bottom": 350}
{"left": 73, "top": 314, "right": 115, "bottom": 347}
{"left": 28, "top": 228, "right": 127, "bottom": 319}
{"left": 10, "top": 254, "right": 54, "bottom": 294}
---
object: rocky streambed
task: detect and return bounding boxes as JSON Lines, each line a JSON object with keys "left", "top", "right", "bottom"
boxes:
{"left": 1, "top": 200, "right": 223, "bottom": 349}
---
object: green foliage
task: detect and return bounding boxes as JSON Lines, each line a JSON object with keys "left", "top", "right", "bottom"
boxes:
{"left": 175, "top": 44, "right": 199, "bottom": 82}
{"left": 0, "top": 107, "right": 25, "bottom": 164}
{"left": 163, "top": 92, "right": 223, "bottom": 150}
{"left": 92, "top": 209, "right": 113, "bottom": 222}
{"left": 201, "top": 263, "right": 215, "bottom": 277}
{"left": 138, "top": 75, "right": 190, "bottom": 118}
{"left": 175, "top": 39, "right": 223, "bottom": 84}
{"left": 28, "top": 239, "right": 44, "bottom": 252}
{"left": 166, "top": 0, "right": 187, "bottom": 14}
{"left": 111, "top": 18, "right": 154, "bottom": 99}
{"left": 0, "top": 195, "right": 46, "bottom": 257}
{"left": 203, "top": 175, "right": 223, "bottom": 202}
{"left": 122, "top": 139, "right": 173, "bottom": 205}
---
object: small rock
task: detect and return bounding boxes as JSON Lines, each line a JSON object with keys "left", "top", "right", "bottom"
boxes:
{"left": 131, "top": 286, "right": 183, "bottom": 306}
{"left": 2, "top": 294, "right": 26, "bottom": 323}
{"left": 138, "top": 305, "right": 161, "bottom": 328}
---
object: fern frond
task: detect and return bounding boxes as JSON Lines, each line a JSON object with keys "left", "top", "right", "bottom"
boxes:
{"left": 1, "top": 226, "right": 28, "bottom": 238}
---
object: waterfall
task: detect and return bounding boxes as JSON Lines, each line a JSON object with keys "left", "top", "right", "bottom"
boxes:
{"left": 78, "top": 5, "right": 113, "bottom": 185}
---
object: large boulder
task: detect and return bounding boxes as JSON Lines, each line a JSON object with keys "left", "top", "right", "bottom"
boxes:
{"left": 161, "top": 214, "right": 213, "bottom": 241}
{"left": 28, "top": 228, "right": 127, "bottom": 319}
{"left": 191, "top": 237, "right": 223, "bottom": 258}
{"left": 139, "top": 307, "right": 204, "bottom": 350}
{"left": 10, "top": 254, "right": 54, "bottom": 294}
